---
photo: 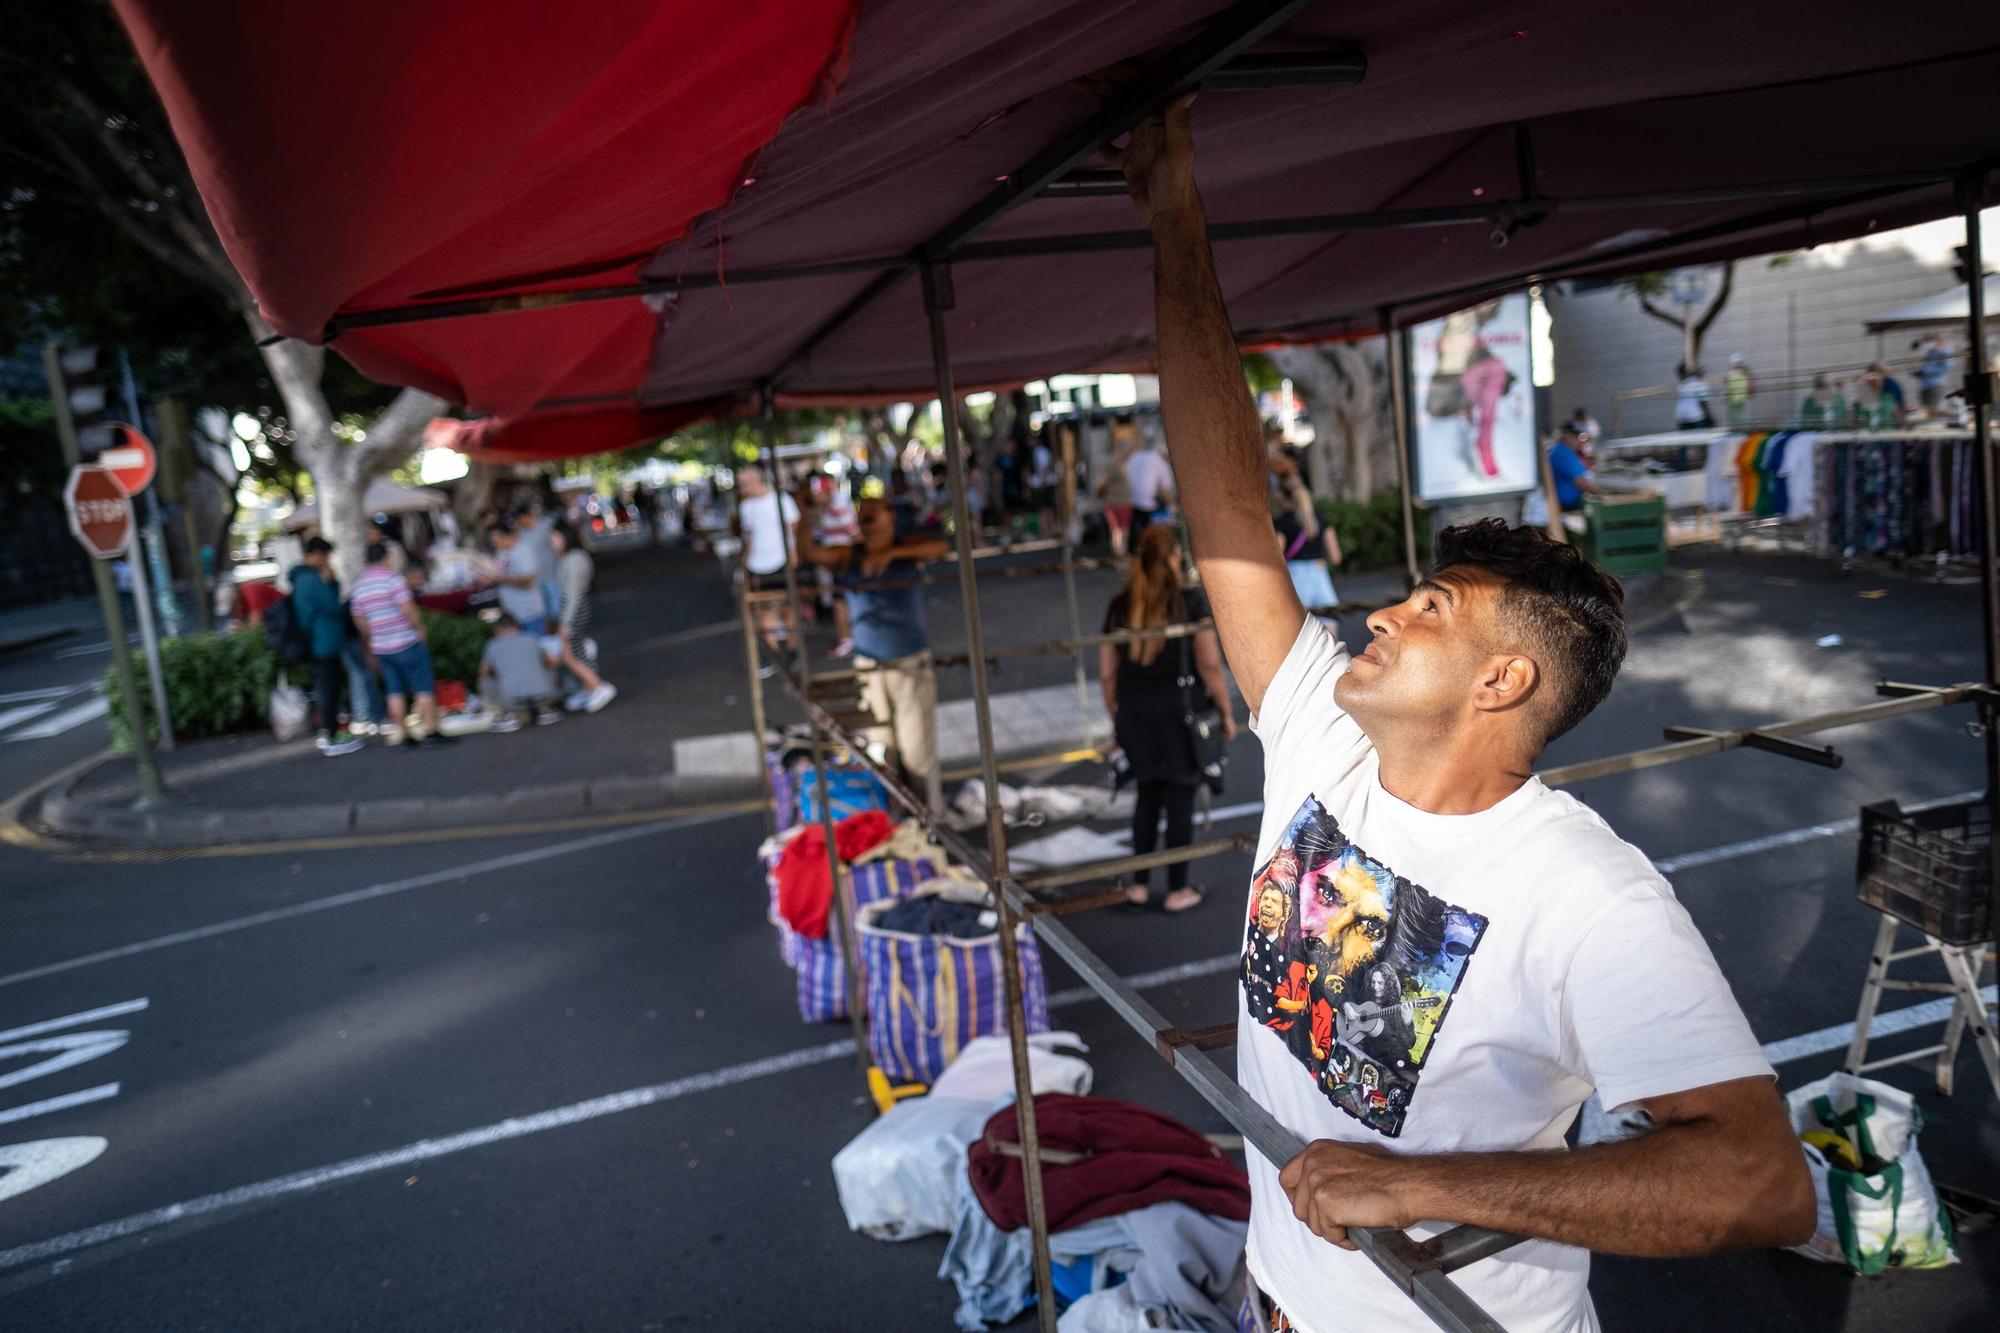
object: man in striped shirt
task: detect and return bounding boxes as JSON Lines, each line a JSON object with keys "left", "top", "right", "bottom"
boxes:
{"left": 351, "top": 541, "right": 450, "bottom": 748}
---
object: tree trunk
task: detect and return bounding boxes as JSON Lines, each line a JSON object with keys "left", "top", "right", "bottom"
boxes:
{"left": 248, "top": 316, "right": 446, "bottom": 586}
{"left": 1267, "top": 340, "right": 1393, "bottom": 503}
{"left": 454, "top": 459, "right": 501, "bottom": 532}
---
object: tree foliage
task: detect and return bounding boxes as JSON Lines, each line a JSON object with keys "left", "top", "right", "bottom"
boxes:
{"left": 0, "top": 2, "right": 443, "bottom": 584}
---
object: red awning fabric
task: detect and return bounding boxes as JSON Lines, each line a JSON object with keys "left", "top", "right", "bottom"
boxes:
{"left": 117, "top": 1, "right": 2000, "bottom": 461}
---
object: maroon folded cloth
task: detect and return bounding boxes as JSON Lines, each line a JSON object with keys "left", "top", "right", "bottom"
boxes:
{"left": 967, "top": 1093, "right": 1250, "bottom": 1232}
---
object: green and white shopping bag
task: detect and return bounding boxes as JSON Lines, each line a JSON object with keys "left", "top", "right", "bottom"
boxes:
{"left": 1785, "top": 1072, "right": 1956, "bottom": 1273}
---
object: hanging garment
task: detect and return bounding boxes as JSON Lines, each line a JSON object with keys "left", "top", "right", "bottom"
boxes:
{"left": 1735, "top": 432, "right": 1767, "bottom": 515}
{"left": 1779, "top": 432, "right": 1819, "bottom": 520}
{"left": 968, "top": 1094, "right": 1251, "bottom": 1232}
{"left": 1705, "top": 432, "right": 1745, "bottom": 511}
{"left": 1760, "top": 432, "right": 1791, "bottom": 518}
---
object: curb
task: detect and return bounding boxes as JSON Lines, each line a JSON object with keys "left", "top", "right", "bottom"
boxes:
{"left": 40, "top": 765, "right": 767, "bottom": 847}
{"left": 34, "top": 736, "right": 1109, "bottom": 849}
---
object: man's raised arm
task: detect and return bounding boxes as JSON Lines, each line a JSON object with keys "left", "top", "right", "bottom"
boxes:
{"left": 1118, "top": 100, "right": 1302, "bottom": 713}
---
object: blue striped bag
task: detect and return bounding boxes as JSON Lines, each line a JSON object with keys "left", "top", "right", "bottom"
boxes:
{"left": 857, "top": 897, "right": 1051, "bottom": 1084}
{"left": 789, "top": 857, "right": 937, "bottom": 1024}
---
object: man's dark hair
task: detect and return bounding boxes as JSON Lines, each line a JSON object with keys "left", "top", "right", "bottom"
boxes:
{"left": 493, "top": 612, "right": 519, "bottom": 631}
{"left": 365, "top": 541, "right": 390, "bottom": 564}
{"left": 550, "top": 518, "right": 580, "bottom": 549}
{"left": 485, "top": 522, "right": 513, "bottom": 544}
{"left": 1430, "top": 519, "right": 1627, "bottom": 749}
{"left": 303, "top": 536, "right": 333, "bottom": 556}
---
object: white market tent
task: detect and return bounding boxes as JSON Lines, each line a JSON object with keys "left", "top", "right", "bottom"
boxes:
{"left": 281, "top": 480, "right": 448, "bottom": 532}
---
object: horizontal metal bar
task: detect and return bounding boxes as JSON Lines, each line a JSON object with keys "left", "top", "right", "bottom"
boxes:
{"left": 1155, "top": 1021, "right": 1240, "bottom": 1058}
{"left": 325, "top": 166, "right": 1962, "bottom": 340}
{"left": 1018, "top": 833, "right": 1255, "bottom": 893}
{"left": 1201, "top": 48, "right": 1368, "bottom": 90}
{"left": 1022, "top": 886, "right": 1132, "bottom": 918}
{"left": 1660, "top": 725, "right": 1842, "bottom": 769}
{"left": 1541, "top": 685, "right": 1973, "bottom": 787}
{"left": 1857, "top": 1047, "right": 1954, "bottom": 1070}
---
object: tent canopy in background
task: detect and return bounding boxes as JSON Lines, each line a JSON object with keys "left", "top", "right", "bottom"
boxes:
{"left": 1864, "top": 274, "right": 2000, "bottom": 334}
{"left": 113, "top": 0, "right": 2000, "bottom": 462}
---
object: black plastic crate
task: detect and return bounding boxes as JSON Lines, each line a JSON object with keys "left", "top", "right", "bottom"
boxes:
{"left": 1856, "top": 798, "right": 1993, "bottom": 946}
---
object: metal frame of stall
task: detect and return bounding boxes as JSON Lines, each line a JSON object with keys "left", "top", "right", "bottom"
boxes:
{"left": 322, "top": 1, "right": 1999, "bottom": 1321}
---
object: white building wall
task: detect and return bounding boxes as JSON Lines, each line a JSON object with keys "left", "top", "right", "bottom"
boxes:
{"left": 1548, "top": 208, "right": 2000, "bottom": 438}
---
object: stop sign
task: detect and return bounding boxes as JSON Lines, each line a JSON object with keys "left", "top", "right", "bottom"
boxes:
{"left": 64, "top": 465, "right": 134, "bottom": 560}
{"left": 98, "top": 423, "right": 156, "bottom": 495}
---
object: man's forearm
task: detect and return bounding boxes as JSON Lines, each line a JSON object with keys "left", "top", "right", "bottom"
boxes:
{"left": 1150, "top": 201, "right": 1268, "bottom": 551}
{"left": 1395, "top": 1124, "right": 1807, "bottom": 1257}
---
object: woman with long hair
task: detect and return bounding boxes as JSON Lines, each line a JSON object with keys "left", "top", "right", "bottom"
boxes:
{"left": 1098, "top": 524, "right": 1237, "bottom": 912}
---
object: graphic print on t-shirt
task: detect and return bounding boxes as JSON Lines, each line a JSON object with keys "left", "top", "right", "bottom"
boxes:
{"left": 1242, "top": 796, "right": 1489, "bottom": 1137}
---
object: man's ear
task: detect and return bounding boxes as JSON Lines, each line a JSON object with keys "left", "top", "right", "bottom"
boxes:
{"left": 1472, "top": 654, "right": 1539, "bottom": 716}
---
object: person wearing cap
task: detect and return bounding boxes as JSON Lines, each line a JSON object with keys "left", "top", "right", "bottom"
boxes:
{"left": 1723, "top": 354, "right": 1755, "bottom": 428}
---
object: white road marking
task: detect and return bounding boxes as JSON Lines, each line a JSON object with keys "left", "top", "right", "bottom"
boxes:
{"left": 0, "top": 704, "right": 59, "bottom": 734}
{"left": 0, "top": 1032, "right": 130, "bottom": 1093}
{"left": 0, "top": 688, "right": 77, "bottom": 705}
{"left": 6, "top": 697, "right": 108, "bottom": 741}
{"left": 0, "top": 1084, "right": 120, "bottom": 1130}
{"left": 0, "top": 1139, "right": 108, "bottom": 1204}
{"left": 1760, "top": 986, "right": 1997, "bottom": 1066}
{"left": 0, "top": 811, "right": 740, "bottom": 991}
{"left": 54, "top": 642, "right": 119, "bottom": 660}
{"left": 0, "top": 998, "right": 149, "bottom": 1045}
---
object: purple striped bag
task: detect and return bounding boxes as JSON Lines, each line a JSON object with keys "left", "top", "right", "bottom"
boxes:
{"left": 788, "top": 857, "right": 937, "bottom": 1024}
{"left": 767, "top": 750, "right": 798, "bottom": 834}
{"left": 856, "top": 898, "right": 1050, "bottom": 1084}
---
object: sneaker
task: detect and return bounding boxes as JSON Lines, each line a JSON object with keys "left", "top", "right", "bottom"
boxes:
{"left": 757, "top": 662, "right": 780, "bottom": 680}
{"left": 349, "top": 720, "right": 378, "bottom": 737}
{"left": 488, "top": 714, "right": 522, "bottom": 734}
{"left": 584, "top": 682, "right": 618, "bottom": 713}
{"left": 317, "top": 731, "right": 364, "bottom": 757}
{"left": 535, "top": 707, "right": 564, "bottom": 726}
{"left": 831, "top": 638, "right": 855, "bottom": 659}
{"left": 383, "top": 727, "right": 408, "bottom": 747}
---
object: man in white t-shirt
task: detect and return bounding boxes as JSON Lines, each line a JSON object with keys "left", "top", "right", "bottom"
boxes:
{"left": 735, "top": 464, "right": 802, "bottom": 674}
{"left": 1115, "top": 100, "right": 1812, "bottom": 1332}
{"left": 1123, "top": 439, "right": 1175, "bottom": 524}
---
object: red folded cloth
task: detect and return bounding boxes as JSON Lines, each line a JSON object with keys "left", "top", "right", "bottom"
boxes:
{"left": 967, "top": 1093, "right": 1251, "bottom": 1232}
{"left": 774, "top": 809, "right": 897, "bottom": 939}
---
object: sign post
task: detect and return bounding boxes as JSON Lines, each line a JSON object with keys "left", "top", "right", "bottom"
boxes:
{"left": 98, "top": 423, "right": 175, "bottom": 751}
{"left": 45, "top": 341, "right": 165, "bottom": 807}
{"left": 59, "top": 464, "right": 164, "bottom": 806}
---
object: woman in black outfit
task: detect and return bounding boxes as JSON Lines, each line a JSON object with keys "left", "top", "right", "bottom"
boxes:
{"left": 1099, "top": 524, "right": 1237, "bottom": 912}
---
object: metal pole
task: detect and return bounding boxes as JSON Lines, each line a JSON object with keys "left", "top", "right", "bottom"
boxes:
{"left": 121, "top": 522, "right": 175, "bottom": 751}
{"left": 1056, "top": 422, "right": 1091, "bottom": 731}
{"left": 1382, "top": 307, "right": 1422, "bottom": 587}
{"left": 1956, "top": 174, "right": 1998, "bottom": 934}
{"left": 42, "top": 344, "right": 164, "bottom": 806}
{"left": 765, "top": 389, "right": 872, "bottom": 1071}
{"left": 924, "top": 260, "right": 1059, "bottom": 1333}
{"left": 738, "top": 574, "right": 776, "bottom": 838}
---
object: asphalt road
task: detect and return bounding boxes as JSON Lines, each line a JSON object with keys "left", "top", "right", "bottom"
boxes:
{"left": 1, "top": 546, "right": 1996, "bottom": 1331}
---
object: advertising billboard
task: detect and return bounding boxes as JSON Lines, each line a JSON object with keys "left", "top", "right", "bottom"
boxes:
{"left": 1409, "top": 293, "right": 1537, "bottom": 502}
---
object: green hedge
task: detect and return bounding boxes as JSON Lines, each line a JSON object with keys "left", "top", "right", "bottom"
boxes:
{"left": 1314, "top": 490, "right": 1432, "bottom": 575}
{"left": 105, "top": 612, "right": 489, "bottom": 751}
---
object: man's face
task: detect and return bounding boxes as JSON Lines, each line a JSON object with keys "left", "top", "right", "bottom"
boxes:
{"left": 1255, "top": 885, "right": 1287, "bottom": 936}
{"left": 1334, "top": 566, "right": 1516, "bottom": 743}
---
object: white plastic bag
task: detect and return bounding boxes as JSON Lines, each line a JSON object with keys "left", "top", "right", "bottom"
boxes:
{"left": 1785, "top": 1072, "right": 1956, "bottom": 1272}
{"left": 269, "top": 682, "right": 310, "bottom": 742}
{"left": 832, "top": 1032, "right": 1092, "bottom": 1242}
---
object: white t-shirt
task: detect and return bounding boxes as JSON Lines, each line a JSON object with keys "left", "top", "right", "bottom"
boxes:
{"left": 739, "top": 491, "right": 800, "bottom": 576}
{"left": 1240, "top": 618, "right": 1770, "bottom": 1333}
{"left": 1674, "top": 377, "right": 1711, "bottom": 425}
{"left": 1124, "top": 449, "right": 1173, "bottom": 509}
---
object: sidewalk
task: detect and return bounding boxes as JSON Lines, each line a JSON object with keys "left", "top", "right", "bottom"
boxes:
{"left": 36, "top": 540, "right": 1139, "bottom": 845}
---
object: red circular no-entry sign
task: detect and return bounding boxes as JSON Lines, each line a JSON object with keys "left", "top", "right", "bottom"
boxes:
{"left": 64, "top": 465, "right": 134, "bottom": 560}
{"left": 98, "top": 423, "right": 156, "bottom": 496}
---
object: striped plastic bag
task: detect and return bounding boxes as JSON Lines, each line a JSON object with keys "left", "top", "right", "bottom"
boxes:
{"left": 787, "top": 858, "right": 937, "bottom": 1024}
{"left": 857, "top": 896, "right": 1050, "bottom": 1084}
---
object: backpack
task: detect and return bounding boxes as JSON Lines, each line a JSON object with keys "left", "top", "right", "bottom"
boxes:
{"left": 265, "top": 594, "right": 311, "bottom": 665}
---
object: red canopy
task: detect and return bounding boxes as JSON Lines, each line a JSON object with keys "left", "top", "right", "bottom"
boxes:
{"left": 116, "top": 0, "right": 2000, "bottom": 460}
